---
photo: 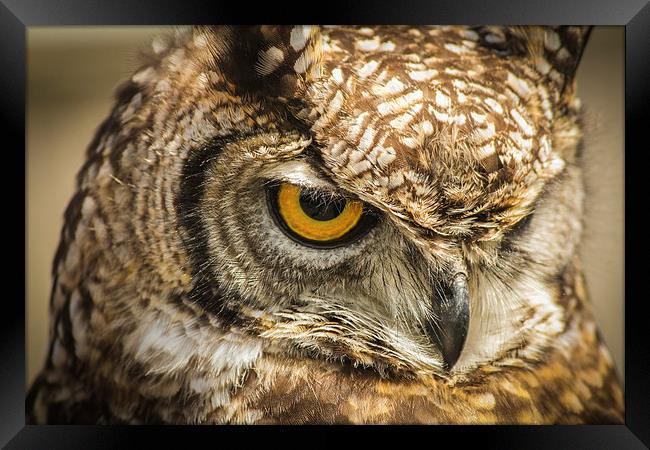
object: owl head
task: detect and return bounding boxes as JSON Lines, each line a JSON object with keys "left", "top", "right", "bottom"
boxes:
{"left": 58, "top": 26, "right": 593, "bottom": 390}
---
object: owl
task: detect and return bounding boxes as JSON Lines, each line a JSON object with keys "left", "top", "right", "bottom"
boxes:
{"left": 27, "top": 25, "right": 624, "bottom": 424}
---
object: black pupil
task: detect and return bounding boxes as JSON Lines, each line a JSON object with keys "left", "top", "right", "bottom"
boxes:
{"left": 299, "top": 191, "right": 347, "bottom": 221}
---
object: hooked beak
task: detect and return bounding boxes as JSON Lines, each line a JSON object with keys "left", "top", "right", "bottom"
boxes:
{"left": 426, "top": 272, "right": 470, "bottom": 371}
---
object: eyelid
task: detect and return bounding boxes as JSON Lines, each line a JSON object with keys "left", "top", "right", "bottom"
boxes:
{"left": 259, "top": 160, "right": 338, "bottom": 192}
{"left": 509, "top": 212, "right": 533, "bottom": 236}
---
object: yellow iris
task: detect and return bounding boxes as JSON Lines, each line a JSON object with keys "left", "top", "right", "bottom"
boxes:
{"left": 276, "top": 183, "right": 363, "bottom": 242}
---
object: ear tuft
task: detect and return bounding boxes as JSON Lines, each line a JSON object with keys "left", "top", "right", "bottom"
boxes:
{"left": 475, "top": 26, "right": 592, "bottom": 95}
{"left": 197, "top": 25, "right": 323, "bottom": 100}
{"left": 540, "top": 26, "right": 592, "bottom": 89}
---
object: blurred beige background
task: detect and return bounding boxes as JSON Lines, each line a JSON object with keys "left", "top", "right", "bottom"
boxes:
{"left": 26, "top": 27, "right": 624, "bottom": 385}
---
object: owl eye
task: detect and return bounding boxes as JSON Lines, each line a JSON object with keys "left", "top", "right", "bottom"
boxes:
{"left": 266, "top": 183, "right": 377, "bottom": 248}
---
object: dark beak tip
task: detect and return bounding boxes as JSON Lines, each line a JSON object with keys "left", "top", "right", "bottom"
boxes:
{"left": 440, "top": 327, "right": 468, "bottom": 371}
{"left": 428, "top": 272, "right": 470, "bottom": 372}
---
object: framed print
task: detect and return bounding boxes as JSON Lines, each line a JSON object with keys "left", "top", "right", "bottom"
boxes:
{"left": 5, "top": 0, "right": 648, "bottom": 447}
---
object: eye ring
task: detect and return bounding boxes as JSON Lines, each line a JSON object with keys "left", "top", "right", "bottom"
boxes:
{"left": 266, "top": 183, "right": 378, "bottom": 249}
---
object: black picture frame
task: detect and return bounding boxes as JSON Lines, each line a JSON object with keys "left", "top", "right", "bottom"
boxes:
{"left": 5, "top": 0, "right": 648, "bottom": 447}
